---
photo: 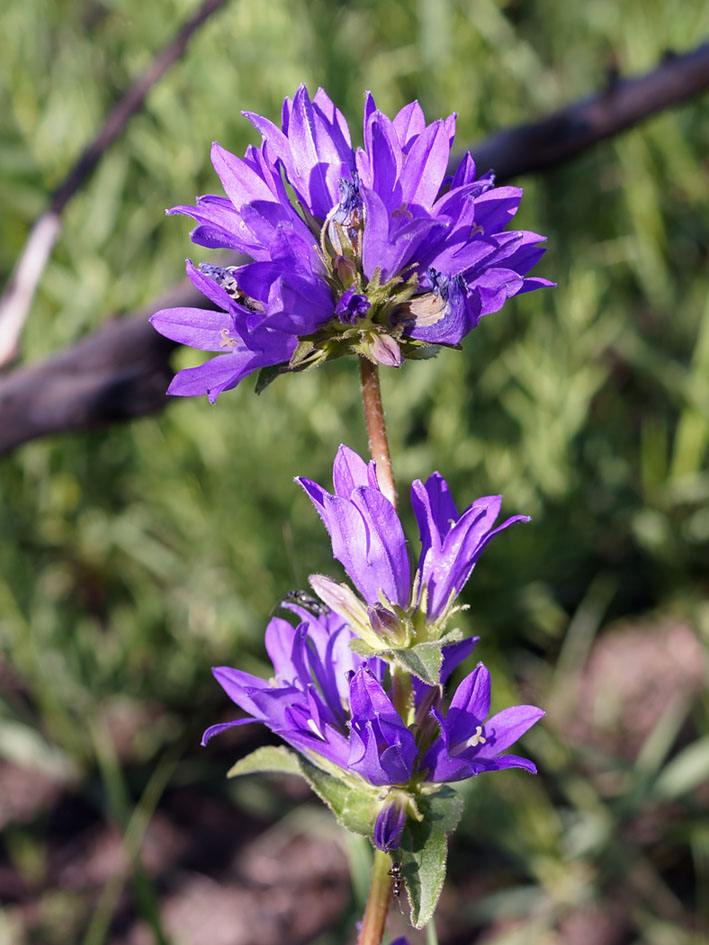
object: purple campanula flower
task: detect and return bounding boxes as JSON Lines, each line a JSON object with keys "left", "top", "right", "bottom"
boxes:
{"left": 201, "top": 607, "right": 364, "bottom": 769}
{"left": 151, "top": 86, "right": 553, "bottom": 401}
{"left": 204, "top": 606, "right": 542, "bottom": 850}
{"left": 411, "top": 472, "right": 530, "bottom": 622}
{"left": 335, "top": 286, "right": 371, "bottom": 325}
{"left": 348, "top": 666, "right": 418, "bottom": 785}
{"left": 421, "top": 663, "right": 544, "bottom": 782}
{"left": 298, "top": 445, "right": 529, "bottom": 644}
{"left": 297, "top": 445, "right": 410, "bottom": 618}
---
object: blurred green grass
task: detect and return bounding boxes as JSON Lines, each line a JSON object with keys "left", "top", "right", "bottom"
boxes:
{"left": 1, "top": 0, "right": 708, "bottom": 943}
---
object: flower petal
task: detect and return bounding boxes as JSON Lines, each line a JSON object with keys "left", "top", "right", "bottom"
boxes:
{"left": 478, "top": 705, "right": 545, "bottom": 757}
{"left": 150, "top": 306, "right": 232, "bottom": 352}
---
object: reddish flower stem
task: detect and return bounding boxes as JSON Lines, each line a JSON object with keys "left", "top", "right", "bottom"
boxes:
{"left": 358, "top": 358, "right": 399, "bottom": 945}
{"left": 357, "top": 358, "right": 399, "bottom": 945}
{"left": 357, "top": 848, "right": 394, "bottom": 945}
{"left": 359, "top": 357, "right": 397, "bottom": 510}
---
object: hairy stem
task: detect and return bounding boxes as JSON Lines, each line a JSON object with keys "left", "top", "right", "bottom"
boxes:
{"left": 391, "top": 664, "right": 413, "bottom": 722}
{"left": 357, "top": 848, "right": 394, "bottom": 945}
{"left": 359, "top": 357, "right": 397, "bottom": 509}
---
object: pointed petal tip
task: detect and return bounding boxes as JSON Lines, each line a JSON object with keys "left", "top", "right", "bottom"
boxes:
{"left": 165, "top": 375, "right": 190, "bottom": 397}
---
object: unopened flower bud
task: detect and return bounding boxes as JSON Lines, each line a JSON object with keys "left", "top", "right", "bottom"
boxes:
{"left": 367, "top": 603, "right": 409, "bottom": 647}
{"left": 308, "top": 574, "right": 386, "bottom": 648}
{"left": 363, "top": 332, "right": 403, "bottom": 367}
{"left": 333, "top": 254, "right": 358, "bottom": 287}
{"left": 373, "top": 792, "right": 409, "bottom": 852}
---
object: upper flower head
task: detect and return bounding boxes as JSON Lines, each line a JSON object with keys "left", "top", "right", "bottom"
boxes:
{"left": 151, "top": 85, "right": 553, "bottom": 401}
{"left": 204, "top": 604, "right": 543, "bottom": 849}
{"left": 297, "top": 445, "right": 529, "bottom": 646}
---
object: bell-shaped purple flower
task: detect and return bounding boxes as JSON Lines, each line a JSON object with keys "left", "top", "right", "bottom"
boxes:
{"left": 347, "top": 667, "right": 418, "bottom": 785}
{"left": 151, "top": 86, "right": 553, "bottom": 400}
{"left": 421, "top": 663, "right": 544, "bottom": 783}
{"left": 203, "top": 606, "right": 420, "bottom": 790}
{"left": 297, "top": 445, "right": 411, "bottom": 610}
{"left": 411, "top": 473, "right": 530, "bottom": 622}
{"left": 204, "top": 605, "right": 542, "bottom": 784}
{"left": 202, "top": 609, "right": 362, "bottom": 770}
{"left": 204, "top": 605, "right": 543, "bottom": 853}
{"left": 300, "top": 446, "right": 528, "bottom": 639}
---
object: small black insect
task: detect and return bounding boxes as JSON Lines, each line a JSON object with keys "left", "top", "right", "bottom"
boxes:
{"left": 199, "top": 263, "right": 264, "bottom": 312}
{"left": 282, "top": 589, "right": 330, "bottom": 617}
{"left": 388, "top": 861, "right": 405, "bottom": 902}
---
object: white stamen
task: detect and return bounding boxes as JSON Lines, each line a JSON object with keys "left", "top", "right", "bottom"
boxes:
{"left": 450, "top": 724, "right": 487, "bottom": 757}
{"left": 219, "top": 328, "right": 237, "bottom": 349}
{"left": 307, "top": 718, "right": 325, "bottom": 740}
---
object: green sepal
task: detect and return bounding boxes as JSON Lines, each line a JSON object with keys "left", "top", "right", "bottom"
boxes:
{"left": 254, "top": 362, "right": 289, "bottom": 394}
{"left": 402, "top": 342, "right": 442, "bottom": 360}
{"left": 227, "top": 745, "right": 303, "bottom": 779}
{"left": 289, "top": 338, "right": 316, "bottom": 367}
{"left": 349, "top": 637, "right": 380, "bottom": 658}
{"left": 399, "top": 786, "right": 464, "bottom": 928}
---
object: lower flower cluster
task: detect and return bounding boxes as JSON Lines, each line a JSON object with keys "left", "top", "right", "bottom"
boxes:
{"left": 204, "top": 599, "right": 543, "bottom": 852}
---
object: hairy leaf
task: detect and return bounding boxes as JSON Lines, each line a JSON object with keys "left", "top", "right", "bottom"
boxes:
{"left": 227, "top": 745, "right": 303, "bottom": 778}
{"left": 399, "top": 786, "right": 464, "bottom": 928}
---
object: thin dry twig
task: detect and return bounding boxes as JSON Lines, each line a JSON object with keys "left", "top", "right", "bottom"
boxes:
{"left": 1, "top": 40, "right": 708, "bottom": 455}
{"left": 0, "top": 0, "right": 229, "bottom": 368}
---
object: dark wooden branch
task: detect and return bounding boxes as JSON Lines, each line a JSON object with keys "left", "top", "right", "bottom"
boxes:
{"left": 51, "top": 0, "right": 229, "bottom": 216}
{"left": 1, "top": 40, "right": 708, "bottom": 456}
{"left": 0, "top": 283, "right": 207, "bottom": 453}
{"left": 467, "top": 42, "right": 709, "bottom": 179}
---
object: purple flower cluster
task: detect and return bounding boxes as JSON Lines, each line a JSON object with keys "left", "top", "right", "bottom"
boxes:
{"left": 298, "top": 445, "right": 529, "bottom": 642}
{"left": 151, "top": 86, "right": 552, "bottom": 401}
{"left": 204, "top": 602, "right": 543, "bottom": 851}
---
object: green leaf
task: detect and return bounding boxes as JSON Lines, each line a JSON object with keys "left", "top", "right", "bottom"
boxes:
{"left": 297, "top": 756, "right": 375, "bottom": 836}
{"left": 341, "top": 791, "right": 378, "bottom": 836}
{"left": 227, "top": 745, "right": 303, "bottom": 779}
{"left": 425, "top": 785, "right": 465, "bottom": 835}
{"left": 228, "top": 749, "right": 379, "bottom": 838}
{"left": 349, "top": 638, "right": 448, "bottom": 684}
{"left": 401, "top": 831, "right": 447, "bottom": 929}
{"left": 394, "top": 642, "right": 445, "bottom": 686}
{"left": 399, "top": 787, "right": 464, "bottom": 928}
{"left": 654, "top": 736, "right": 709, "bottom": 799}
{"left": 374, "top": 630, "right": 464, "bottom": 685}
